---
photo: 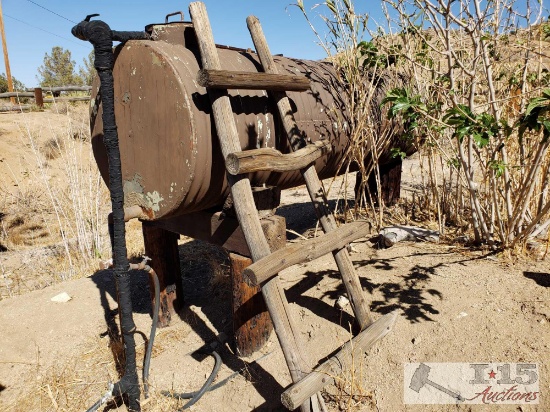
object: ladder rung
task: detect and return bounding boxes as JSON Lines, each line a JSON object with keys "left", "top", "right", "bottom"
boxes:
{"left": 225, "top": 140, "right": 332, "bottom": 175}
{"left": 247, "top": 14, "right": 373, "bottom": 328}
{"left": 281, "top": 311, "right": 398, "bottom": 411}
{"left": 197, "top": 69, "right": 310, "bottom": 91}
{"left": 243, "top": 221, "right": 371, "bottom": 286}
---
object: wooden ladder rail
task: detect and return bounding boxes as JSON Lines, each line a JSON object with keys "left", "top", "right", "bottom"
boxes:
{"left": 188, "top": 3, "right": 321, "bottom": 411}
{"left": 246, "top": 15, "right": 373, "bottom": 330}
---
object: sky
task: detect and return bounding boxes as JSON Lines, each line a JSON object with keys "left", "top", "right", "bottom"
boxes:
{"left": 0, "top": 0, "right": 377, "bottom": 88}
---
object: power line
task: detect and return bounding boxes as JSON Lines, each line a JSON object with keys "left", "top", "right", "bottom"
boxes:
{"left": 24, "top": 0, "right": 77, "bottom": 24}
{"left": 4, "top": 14, "right": 88, "bottom": 48}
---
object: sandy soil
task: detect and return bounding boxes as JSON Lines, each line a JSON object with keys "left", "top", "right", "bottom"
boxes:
{"left": 0, "top": 107, "right": 549, "bottom": 411}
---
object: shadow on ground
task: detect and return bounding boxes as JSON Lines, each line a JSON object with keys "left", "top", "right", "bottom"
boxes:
{"left": 90, "top": 240, "right": 284, "bottom": 410}
{"left": 524, "top": 271, "right": 550, "bottom": 288}
{"left": 286, "top": 261, "right": 443, "bottom": 327}
{"left": 276, "top": 198, "right": 355, "bottom": 239}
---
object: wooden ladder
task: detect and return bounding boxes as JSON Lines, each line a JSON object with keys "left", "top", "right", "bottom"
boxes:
{"left": 189, "top": 3, "right": 397, "bottom": 410}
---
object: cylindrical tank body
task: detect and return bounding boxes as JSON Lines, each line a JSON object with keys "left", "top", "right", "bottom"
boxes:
{"left": 91, "top": 22, "right": 357, "bottom": 219}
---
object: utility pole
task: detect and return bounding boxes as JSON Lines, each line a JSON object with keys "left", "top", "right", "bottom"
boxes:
{"left": 0, "top": 0, "right": 15, "bottom": 104}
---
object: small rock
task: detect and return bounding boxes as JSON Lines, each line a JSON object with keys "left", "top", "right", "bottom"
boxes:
{"left": 457, "top": 312, "right": 468, "bottom": 319}
{"left": 412, "top": 337, "right": 421, "bottom": 345}
{"left": 51, "top": 292, "right": 71, "bottom": 303}
{"left": 335, "top": 295, "right": 350, "bottom": 310}
{"left": 539, "top": 319, "right": 547, "bottom": 324}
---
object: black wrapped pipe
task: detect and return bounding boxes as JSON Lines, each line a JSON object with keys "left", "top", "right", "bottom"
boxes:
{"left": 72, "top": 16, "right": 149, "bottom": 412}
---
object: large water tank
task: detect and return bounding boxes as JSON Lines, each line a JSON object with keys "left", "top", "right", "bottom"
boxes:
{"left": 90, "top": 21, "right": 388, "bottom": 220}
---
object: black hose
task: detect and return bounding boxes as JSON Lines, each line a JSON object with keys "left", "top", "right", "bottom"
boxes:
{"left": 143, "top": 267, "right": 160, "bottom": 399}
{"left": 72, "top": 15, "right": 149, "bottom": 412}
{"left": 161, "top": 350, "right": 272, "bottom": 406}
{"left": 161, "top": 366, "right": 235, "bottom": 400}
{"left": 162, "top": 351, "right": 222, "bottom": 410}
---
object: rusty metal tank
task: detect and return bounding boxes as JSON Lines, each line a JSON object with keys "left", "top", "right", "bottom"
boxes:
{"left": 90, "top": 20, "right": 352, "bottom": 220}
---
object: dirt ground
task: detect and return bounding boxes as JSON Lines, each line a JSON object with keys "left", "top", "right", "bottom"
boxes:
{"left": 0, "top": 107, "right": 549, "bottom": 411}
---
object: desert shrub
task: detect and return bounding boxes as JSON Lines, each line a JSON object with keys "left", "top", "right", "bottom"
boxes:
{"left": 41, "top": 137, "right": 65, "bottom": 160}
{"left": 295, "top": 0, "right": 415, "bottom": 229}
{"left": 1, "top": 105, "right": 110, "bottom": 288}
{"left": 373, "top": 0, "right": 550, "bottom": 249}
{"left": 297, "top": 0, "right": 550, "bottom": 250}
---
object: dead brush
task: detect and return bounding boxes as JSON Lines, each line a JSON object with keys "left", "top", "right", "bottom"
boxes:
{"left": 179, "top": 239, "right": 231, "bottom": 300}
{"left": 40, "top": 137, "right": 65, "bottom": 160}
{"left": 0, "top": 315, "right": 197, "bottom": 412}
{"left": 318, "top": 326, "right": 376, "bottom": 412}
{"left": 0, "top": 336, "right": 118, "bottom": 412}
{"left": 295, "top": 0, "right": 418, "bottom": 233}
{"left": 375, "top": 0, "right": 550, "bottom": 251}
{"left": 0, "top": 103, "right": 111, "bottom": 296}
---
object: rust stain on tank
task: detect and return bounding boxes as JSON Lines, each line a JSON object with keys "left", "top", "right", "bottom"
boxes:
{"left": 151, "top": 52, "right": 163, "bottom": 66}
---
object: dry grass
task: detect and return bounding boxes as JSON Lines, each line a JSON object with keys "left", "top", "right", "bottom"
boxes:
{"left": 320, "top": 330, "right": 377, "bottom": 412}
{"left": 0, "top": 103, "right": 113, "bottom": 299}
{"left": 0, "top": 317, "right": 196, "bottom": 412}
{"left": 40, "top": 137, "right": 65, "bottom": 161}
{"left": 178, "top": 238, "right": 231, "bottom": 299}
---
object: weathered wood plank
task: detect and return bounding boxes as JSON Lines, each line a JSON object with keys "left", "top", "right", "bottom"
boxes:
{"left": 281, "top": 311, "right": 398, "bottom": 410}
{"left": 0, "top": 92, "right": 34, "bottom": 98}
{"left": 247, "top": 15, "right": 373, "bottom": 330}
{"left": 150, "top": 211, "right": 286, "bottom": 258}
{"left": 0, "top": 93, "right": 90, "bottom": 102}
{"left": 0, "top": 105, "right": 31, "bottom": 112}
{"left": 198, "top": 69, "right": 310, "bottom": 92}
{"left": 244, "top": 221, "right": 372, "bottom": 285}
{"left": 142, "top": 223, "right": 184, "bottom": 328}
{"left": 25, "top": 85, "right": 92, "bottom": 92}
{"left": 189, "top": 5, "right": 313, "bottom": 411}
{"left": 34, "top": 88, "right": 44, "bottom": 108}
{"left": 225, "top": 140, "right": 332, "bottom": 175}
{"left": 231, "top": 253, "right": 274, "bottom": 356}
{"left": 43, "top": 96, "right": 91, "bottom": 103}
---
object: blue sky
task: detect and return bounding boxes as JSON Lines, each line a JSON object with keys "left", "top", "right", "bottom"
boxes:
{"left": 0, "top": 0, "right": 376, "bottom": 87}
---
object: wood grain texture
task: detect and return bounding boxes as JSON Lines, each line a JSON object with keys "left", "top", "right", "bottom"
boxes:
{"left": 225, "top": 140, "right": 332, "bottom": 175}
{"left": 142, "top": 223, "right": 183, "bottom": 328}
{"left": 33, "top": 88, "right": 44, "bottom": 108}
{"left": 281, "top": 311, "right": 399, "bottom": 410}
{"left": 231, "top": 253, "right": 274, "bottom": 356}
{"left": 244, "top": 221, "right": 372, "bottom": 285}
{"left": 189, "top": 6, "right": 313, "bottom": 411}
{"left": 25, "top": 85, "right": 92, "bottom": 92}
{"left": 247, "top": 14, "right": 373, "bottom": 330}
{"left": 198, "top": 69, "right": 310, "bottom": 91}
{"left": 0, "top": 92, "right": 34, "bottom": 98}
{"left": 151, "top": 211, "right": 286, "bottom": 258}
